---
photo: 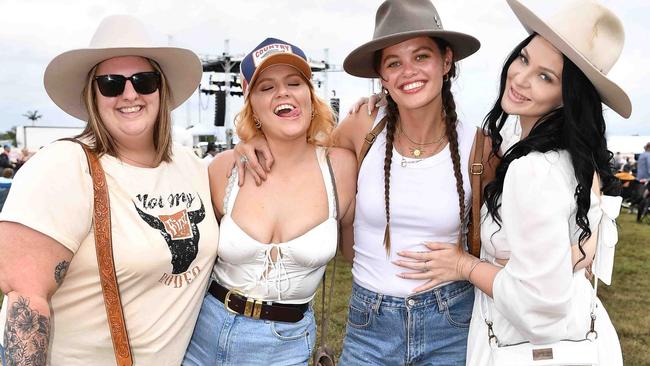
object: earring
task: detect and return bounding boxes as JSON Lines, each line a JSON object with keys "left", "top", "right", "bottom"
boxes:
{"left": 311, "top": 110, "right": 317, "bottom": 120}
{"left": 443, "top": 74, "right": 449, "bottom": 82}
{"left": 254, "top": 116, "right": 262, "bottom": 129}
{"left": 382, "top": 87, "right": 390, "bottom": 95}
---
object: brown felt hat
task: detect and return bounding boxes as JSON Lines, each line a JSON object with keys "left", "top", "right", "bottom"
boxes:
{"left": 344, "top": 0, "right": 480, "bottom": 78}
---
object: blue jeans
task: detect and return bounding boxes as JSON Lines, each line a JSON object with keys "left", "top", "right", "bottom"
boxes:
{"left": 183, "top": 292, "right": 316, "bottom": 366}
{"left": 339, "top": 281, "right": 473, "bottom": 366}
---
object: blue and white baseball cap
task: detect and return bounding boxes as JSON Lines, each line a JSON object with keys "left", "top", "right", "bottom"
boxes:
{"left": 240, "top": 38, "right": 312, "bottom": 98}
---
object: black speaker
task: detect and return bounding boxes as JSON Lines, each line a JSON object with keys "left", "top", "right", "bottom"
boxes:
{"left": 214, "top": 90, "right": 226, "bottom": 126}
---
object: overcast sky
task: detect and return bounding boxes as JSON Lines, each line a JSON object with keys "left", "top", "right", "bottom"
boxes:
{"left": 1, "top": 0, "right": 648, "bottom": 138}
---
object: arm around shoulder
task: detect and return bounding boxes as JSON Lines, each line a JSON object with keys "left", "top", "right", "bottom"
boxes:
{"left": 333, "top": 105, "right": 379, "bottom": 156}
{"left": 208, "top": 150, "right": 238, "bottom": 220}
{"left": 327, "top": 147, "right": 357, "bottom": 262}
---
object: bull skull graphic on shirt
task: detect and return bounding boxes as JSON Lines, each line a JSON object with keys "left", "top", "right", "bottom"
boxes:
{"left": 134, "top": 198, "right": 206, "bottom": 274}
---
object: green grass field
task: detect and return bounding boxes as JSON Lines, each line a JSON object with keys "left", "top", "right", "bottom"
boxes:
{"left": 0, "top": 211, "right": 647, "bottom": 364}
{"left": 598, "top": 212, "right": 650, "bottom": 365}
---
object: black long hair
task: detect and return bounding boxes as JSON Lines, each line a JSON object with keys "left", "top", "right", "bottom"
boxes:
{"left": 483, "top": 34, "right": 619, "bottom": 265}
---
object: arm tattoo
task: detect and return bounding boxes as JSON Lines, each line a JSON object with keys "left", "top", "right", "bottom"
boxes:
{"left": 54, "top": 261, "right": 70, "bottom": 285}
{"left": 3, "top": 296, "right": 50, "bottom": 366}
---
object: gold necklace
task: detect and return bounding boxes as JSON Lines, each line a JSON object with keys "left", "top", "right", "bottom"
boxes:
{"left": 119, "top": 154, "right": 156, "bottom": 168}
{"left": 398, "top": 123, "right": 446, "bottom": 158}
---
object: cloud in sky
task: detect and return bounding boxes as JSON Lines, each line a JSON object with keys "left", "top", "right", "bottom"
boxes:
{"left": 0, "top": 0, "right": 647, "bottom": 137}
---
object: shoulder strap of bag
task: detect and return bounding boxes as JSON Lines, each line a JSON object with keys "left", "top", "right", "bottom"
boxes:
{"left": 62, "top": 138, "right": 133, "bottom": 366}
{"left": 320, "top": 153, "right": 340, "bottom": 349}
{"left": 468, "top": 128, "right": 499, "bottom": 257}
{"left": 469, "top": 128, "right": 487, "bottom": 257}
{"left": 468, "top": 127, "right": 487, "bottom": 257}
{"left": 357, "top": 116, "right": 388, "bottom": 172}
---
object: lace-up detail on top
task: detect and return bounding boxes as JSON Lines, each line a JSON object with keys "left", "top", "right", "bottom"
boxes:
{"left": 213, "top": 147, "right": 338, "bottom": 303}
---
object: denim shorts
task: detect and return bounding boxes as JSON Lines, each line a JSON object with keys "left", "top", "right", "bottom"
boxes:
{"left": 339, "top": 280, "right": 474, "bottom": 366}
{"left": 183, "top": 292, "right": 316, "bottom": 366}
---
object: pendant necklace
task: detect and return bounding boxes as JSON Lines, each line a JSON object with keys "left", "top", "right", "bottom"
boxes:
{"left": 395, "top": 133, "right": 424, "bottom": 168}
{"left": 398, "top": 123, "right": 445, "bottom": 158}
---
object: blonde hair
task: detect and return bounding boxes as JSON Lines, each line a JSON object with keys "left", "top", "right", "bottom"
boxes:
{"left": 77, "top": 58, "right": 173, "bottom": 164}
{"left": 235, "top": 75, "right": 335, "bottom": 147}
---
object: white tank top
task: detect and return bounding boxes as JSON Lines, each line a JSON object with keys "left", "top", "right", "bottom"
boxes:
{"left": 353, "top": 107, "right": 475, "bottom": 297}
{"left": 213, "top": 147, "right": 337, "bottom": 304}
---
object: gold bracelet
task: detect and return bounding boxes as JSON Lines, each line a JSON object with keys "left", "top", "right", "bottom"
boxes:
{"left": 467, "top": 258, "right": 488, "bottom": 284}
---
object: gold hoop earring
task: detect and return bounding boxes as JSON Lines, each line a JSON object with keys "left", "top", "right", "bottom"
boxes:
{"left": 254, "top": 116, "right": 262, "bottom": 129}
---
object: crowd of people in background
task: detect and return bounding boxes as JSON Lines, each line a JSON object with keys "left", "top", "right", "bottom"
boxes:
{"left": 0, "top": 145, "right": 34, "bottom": 212}
{"left": 615, "top": 142, "right": 650, "bottom": 222}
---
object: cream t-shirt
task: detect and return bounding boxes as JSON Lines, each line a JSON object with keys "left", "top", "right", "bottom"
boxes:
{"left": 0, "top": 141, "right": 219, "bottom": 365}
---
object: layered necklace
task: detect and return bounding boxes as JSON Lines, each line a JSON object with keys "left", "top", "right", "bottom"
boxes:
{"left": 397, "top": 122, "right": 446, "bottom": 158}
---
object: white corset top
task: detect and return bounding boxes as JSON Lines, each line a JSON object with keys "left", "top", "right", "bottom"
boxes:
{"left": 213, "top": 147, "right": 338, "bottom": 303}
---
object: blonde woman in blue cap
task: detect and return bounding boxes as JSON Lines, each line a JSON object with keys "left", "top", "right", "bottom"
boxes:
{"left": 183, "top": 38, "right": 357, "bottom": 365}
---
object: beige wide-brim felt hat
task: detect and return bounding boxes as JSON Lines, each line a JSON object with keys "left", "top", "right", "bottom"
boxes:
{"left": 344, "top": 0, "right": 480, "bottom": 78}
{"left": 44, "top": 15, "right": 202, "bottom": 121}
{"left": 507, "top": 0, "right": 631, "bottom": 118}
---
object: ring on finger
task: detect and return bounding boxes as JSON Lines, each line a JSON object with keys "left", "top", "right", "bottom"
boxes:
{"left": 239, "top": 155, "right": 249, "bottom": 164}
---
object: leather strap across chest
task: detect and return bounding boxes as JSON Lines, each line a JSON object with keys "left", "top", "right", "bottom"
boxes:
{"left": 62, "top": 138, "right": 133, "bottom": 366}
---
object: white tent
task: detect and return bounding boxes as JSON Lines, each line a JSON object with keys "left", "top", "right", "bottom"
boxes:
{"left": 607, "top": 136, "right": 650, "bottom": 156}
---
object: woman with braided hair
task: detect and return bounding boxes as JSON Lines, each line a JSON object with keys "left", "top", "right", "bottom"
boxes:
{"left": 233, "top": 1, "right": 481, "bottom": 364}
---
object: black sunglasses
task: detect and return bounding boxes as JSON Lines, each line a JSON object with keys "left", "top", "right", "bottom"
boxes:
{"left": 94, "top": 71, "right": 161, "bottom": 97}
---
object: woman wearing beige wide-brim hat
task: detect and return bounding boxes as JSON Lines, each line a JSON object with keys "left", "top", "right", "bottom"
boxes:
{"left": 0, "top": 15, "right": 219, "bottom": 365}
{"left": 410, "top": 0, "right": 628, "bottom": 364}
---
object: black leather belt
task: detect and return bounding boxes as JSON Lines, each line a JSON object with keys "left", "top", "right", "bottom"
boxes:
{"left": 208, "top": 281, "right": 308, "bottom": 323}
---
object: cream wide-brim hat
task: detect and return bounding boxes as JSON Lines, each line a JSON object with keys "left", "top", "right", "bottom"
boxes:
{"left": 344, "top": 0, "right": 480, "bottom": 78}
{"left": 507, "top": 0, "right": 632, "bottom": 118}
{"left": 44, "top": 15, "right": 202, "bottom": 121}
